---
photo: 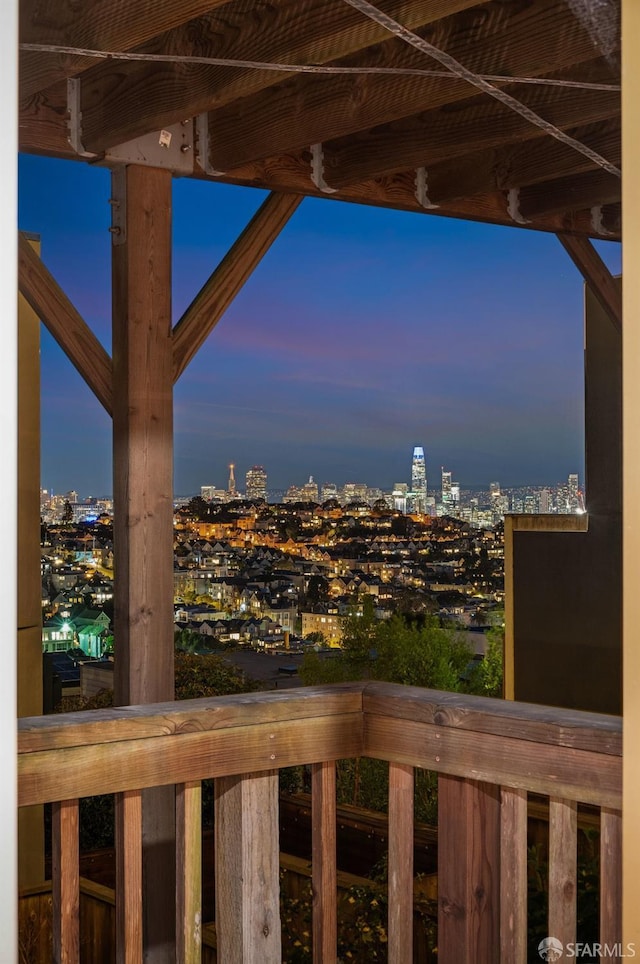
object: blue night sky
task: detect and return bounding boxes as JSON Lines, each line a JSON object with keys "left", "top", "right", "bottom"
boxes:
{"left": 18, "top": 153, "right": 621, "bottom": 498}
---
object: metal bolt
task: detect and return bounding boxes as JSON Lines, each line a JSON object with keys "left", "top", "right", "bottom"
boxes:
{"left": 180, "top": 144, "right": 192, "bottom": 153}
{"left": 108, "top": 226, "right": 121, "bottom": 236}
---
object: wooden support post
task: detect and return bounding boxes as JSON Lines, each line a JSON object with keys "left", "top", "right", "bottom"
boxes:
{"left": 214, "top": 772, "right": 281, "bottom": 963}
{"left": 17, "top": 235, "right": 44, "bottom": 887}
{"left": 112, "top": 164, "right": 175, "bottom": 961}
{"left": 52, "top": 799, "right": 79, "bottom": 964}
{"left": 623, "top": 0, "right": 640, "bottom": 947}
{"left": 388, "top": 762, "right": 414, "bottom": 964}
{"left": 312, "top": 760, "right": 337, "bottom": 963}
{"left": 438, "top": 774, "right": 500, "bottom": 963}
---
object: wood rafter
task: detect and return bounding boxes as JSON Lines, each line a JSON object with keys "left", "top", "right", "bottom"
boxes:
{"left": 419, "top": 121, "right": 620, "bottom": 207}
{"left": 557, "top": 232, "right": 622, "bottom": 332}
{"left": 518, "top": 169, "right": 621, "bottom": 221}
{"left": 172, "top": 192, "right": 303, "bottom": 382}
{"left": 73, "top": 0, "right": 480, "bottom": 152}
{"left": 319, "top": 66, "right": 619, "bottom": 188}
{"left": 20, "top": 0, "right": 231, "bottom": 98}
{"left": 200, "top": 0, "right": 609, "bottom": 172}
{"left": 17, "top": 231, "right": 114, "bottom": 414}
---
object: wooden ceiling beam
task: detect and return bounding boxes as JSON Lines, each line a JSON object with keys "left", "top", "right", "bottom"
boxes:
{"left": 416, "top": 122, "right": 620, "bottom": 206}
{"left": 20, "top": 0, "right": 231, "bottom": 99}
{"left": 17, "top": 232, "right": 114, "bottom": 414}
{"left": 200, "top": 0, "right": 611, "bottom": 172}
{"left": 71, "top": 0, "right": 480, "bottom": 151}
{"left": 172, "top": 192, "right": 302, "bottom": 382}
{"left": 208, "top": 153, "right": 620, "bottom": 240}
{"left": 19, "top": 80, "right": 78, "bottom": 159}
{"left": 320, "top": 71, "right": 619, "bottom": 188}
{"left": 557, "top": 233, "right": 622, "bottom": 332}
{"left": 516, "top": 169, "right": 621, "bottom": 221}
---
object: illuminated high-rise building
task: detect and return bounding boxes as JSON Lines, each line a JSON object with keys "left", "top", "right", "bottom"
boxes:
{"left": 301, "top": 475, "right": 319, "bottom": 502}
{"left": 411, "top": 446, "right": 427, "bottom": 512}
{"left": 441, "top": 468, "right": 452, "bottom": 512}
{"left": 393, "top": 482, "right": 408, "bottom": 514}
{"left": 246, "top": 465, "right": 267, "bottom": 502}
{"left": 568, "top": 473, "right": 580, "bottom": 513}
{"left": 228, "top": 463, "right": 236, "bottom": 496}
{"left": 321, "top": 482, "right": 338, "bottom": 503}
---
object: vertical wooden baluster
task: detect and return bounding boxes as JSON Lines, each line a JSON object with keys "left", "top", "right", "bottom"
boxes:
{"left": 177, "top": 781, "right": 202, "bottom": 964}
{"left": 548, "top": 797, "right": 577, "bottom": 952}
{"left": 600, "top": 808, "right": 622, "bottom": 956}
{"left": 215, "top": 771, "right": 281, "bottom": 963}
{"left": 52, "top": 798, "right": 79, "bottom": 964}
{"left": 438, "top": 774, "right": 501, "bottom": 964}
{"left": 500, "top": 787, "right": 528, "bottom": 964}
{"left": 312, "top": 761, "right": 337, "bottom": 963}
{"left": 116, "top": 789, "right": 143, "bottom": 964}
{"left": 388, "top": 763, "right": 414, "bottom": 964}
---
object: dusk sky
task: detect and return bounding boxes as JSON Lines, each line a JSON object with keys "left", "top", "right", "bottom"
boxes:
{"left": 19, "top": 153, "right": 621, "bottom": 498}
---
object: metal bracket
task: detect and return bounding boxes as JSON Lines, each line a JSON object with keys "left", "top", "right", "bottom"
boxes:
{"left": 67, "top": 79, "right": 99, "bottom": 158}
{"left": 104, "top": 120, "right": 195, "bottom": 173}
{"left": 590, "top": 205, "right": 615, "bottom": 238}
{"left": 310, "top": 144, "right": 337, "bottom": 194}
{"left": 195, "top": 114, "right": 226, "bottom": 176}
{"left": 68, "top": 79, "right": 196, "bottom": 171}
{"left": 415, "top": 168, "right": 439, "bottom": 210}
{"left": 109, "top": 167, "right": 126, "bottom": 246}
{"left": 507, "top": 188, "right": 530, "bottom": 225}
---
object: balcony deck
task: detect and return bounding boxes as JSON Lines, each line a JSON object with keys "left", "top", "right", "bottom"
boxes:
{"left": 18, "top": 681, "right": 622, "bottom": 962}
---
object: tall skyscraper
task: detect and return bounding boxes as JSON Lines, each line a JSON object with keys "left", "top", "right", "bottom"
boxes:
{"left": 246, "top": 465, "right": 267, "bottom": 502}
{"left": 301, "top": 475, "right": 319, "bottom": 502}
{"left": 441, "top": 468, "right": 452, "bottom": 511}
{"left": 411, "top": 446, "right": 427, "bottom": 512}
{"left": 567, "top": 473, "right": 581, "bottom": 513}
{"left": 393, "top": 482, "right": 408, "bottom": 514}
{"left": 228, "top": 463, "right": 236, "bottom": 496}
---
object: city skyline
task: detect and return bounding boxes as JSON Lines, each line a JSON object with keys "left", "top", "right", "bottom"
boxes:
{"left": 19, "top": 155, "right": 621, "bottom": 496}
{"left": 44, "top": 460, "right": 583, "bottom": 503}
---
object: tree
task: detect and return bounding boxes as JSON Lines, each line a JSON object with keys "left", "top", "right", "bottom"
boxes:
{"left": 175, "top": 627, "right": 203, "bottom": 653}
{"left": 300, "top": 597, "right": 472, "bottom": 693}
{"left": 305, "top": 574, "right": 329, "bottom": 606}
{"left": 298, "top": 602, "right": 475, "bottom": 821}
{"left": 174, "top": 651, "right": 260, "bottom": 700}
{"left": 468, "top": 620, "right": 504, "bottom": 698}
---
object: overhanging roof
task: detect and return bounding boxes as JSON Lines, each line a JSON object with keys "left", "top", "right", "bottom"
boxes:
{"left": 19, "top": 0, "right": 621, "bottom": 238}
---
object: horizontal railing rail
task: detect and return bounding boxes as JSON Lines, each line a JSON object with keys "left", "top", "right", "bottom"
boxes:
{"left": 18, "top": 682, "right": 622, "bottom": 963}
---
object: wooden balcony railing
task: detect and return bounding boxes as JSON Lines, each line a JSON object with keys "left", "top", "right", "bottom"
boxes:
{"left": 18, "top": 682, "right": 622, "bottom": 963}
